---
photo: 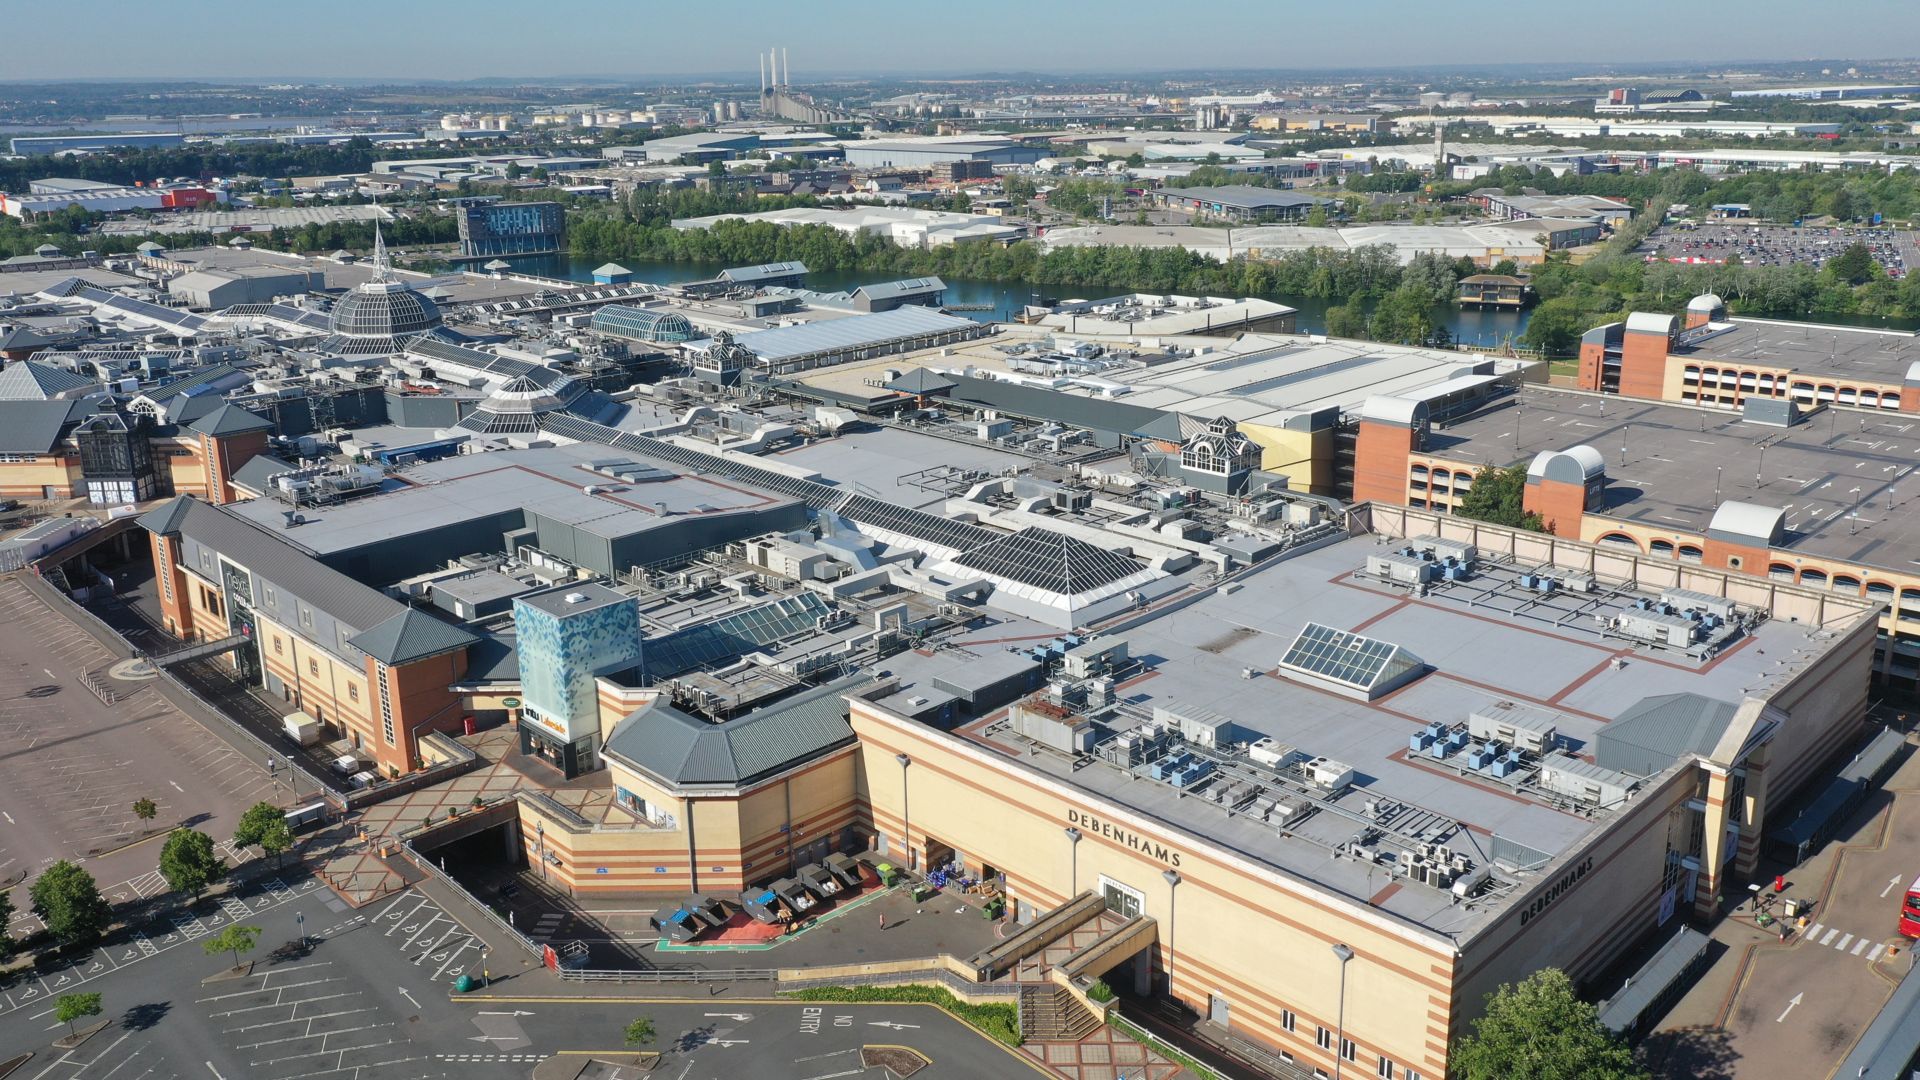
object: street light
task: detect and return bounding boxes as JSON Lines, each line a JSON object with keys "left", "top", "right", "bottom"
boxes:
{"left": 895, "top": 753, "right": 913, "bottom": 871}
{"left": 1064, "top": 827, "right": 1082, "bottom": 896}
{"left": 536, "top": 821, "right": 547, "bottom": 881}
{"left": 296, "top": 911, "right": 305, "bottom": 947}
{"left": 1161, "top": 870, "right": 1181, "bottom": 994}
{"left": 1331, "top": 942, "right": 1355, "bottom": 1080}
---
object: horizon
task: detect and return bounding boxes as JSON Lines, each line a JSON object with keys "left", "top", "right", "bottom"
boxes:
{"left": 5, "top": 0, "right": 1918, "bottom": 83}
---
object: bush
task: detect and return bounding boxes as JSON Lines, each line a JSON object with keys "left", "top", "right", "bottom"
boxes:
{"left": 1085, "top": 978, "right": 1115, "bottom": 1003}
{"left": 784, "top": 984, "right": 1021, "bottom": 1046}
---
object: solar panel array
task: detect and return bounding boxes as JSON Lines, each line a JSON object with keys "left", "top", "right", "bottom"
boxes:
{"left": 954, "top": 526, "right": 1145, "bottom": 593}
{"left": 840, "top": 494, "right": 994, "bottom": 552}
{"left": 1277, "top": 622, "right": 1418, "bottom": 694}
{"left": 72, "top": 284, "right": 211, "bottom": 334}
{"left": 264, "top": 303, "right": 333, "bottom": 331}
{"left": 406, "top": 337, "right": 539, "bottom": 380}
{"left": 645, "top": 593, "right": 834, "bottom": 678}
{"left": 1202, "top": 344, "right": 1299, "bottom": 373}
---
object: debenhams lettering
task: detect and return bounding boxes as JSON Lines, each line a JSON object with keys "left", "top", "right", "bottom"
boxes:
{"left": 1066, "top": 809, "right": 1181, "bottom": 867}
{"left": 1518, "top": 856, "right": 1594, "bottom": 926}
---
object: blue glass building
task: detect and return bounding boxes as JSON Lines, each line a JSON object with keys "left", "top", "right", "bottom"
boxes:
{"left": 457, "top": 200, "right": 566, "bottom": 258}
{"left": 511, "top": 582, "right": 642, "bottom": 776}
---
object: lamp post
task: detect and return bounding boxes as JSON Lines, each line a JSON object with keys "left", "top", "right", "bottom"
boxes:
{"left": 1064, "top": 827, "right": 1082, "bottom": 896}
{"left": 536, "top": 821, "right": 547, "bottom": 881}
{"left": 1331, "top": 942, "right": 1355, "bottom": 1080}
{"left": 1161, "top": 869, "right": 1181, "bottom": 994}
{"left": 896, "top": 753, "right": 913, "bottom": 871}
{"left": 296, "top": 911, "right": 305, "bottom": 948}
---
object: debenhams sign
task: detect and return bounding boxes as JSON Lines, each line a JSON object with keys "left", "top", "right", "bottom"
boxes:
{"left": 1066, "top": 808, "right": 1182, "bottom": 868}
{"left": 1518, "top": 856, "right": 1594, "bottom": 926}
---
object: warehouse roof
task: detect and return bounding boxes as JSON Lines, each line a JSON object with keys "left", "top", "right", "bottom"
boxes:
{"left": 1157, "top": 185, "right": 1328, "bottom": 211}
{"left": 0, "top": 360, "right": 96, "bottom": 400}
{"left": 728, "top": 306, "right": 978, "bottom": 365}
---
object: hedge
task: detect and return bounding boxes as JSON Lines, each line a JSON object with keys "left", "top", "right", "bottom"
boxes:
{"left": 782, "top": 984, "right": 1022, "bottom": 1046}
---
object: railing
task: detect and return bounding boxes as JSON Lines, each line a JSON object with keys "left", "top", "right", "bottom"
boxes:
{"left": 560, "top": 966, "right": 780, "bottom": 983}
{"left": 398, "top": 836, "right": 543, "bottom": 959}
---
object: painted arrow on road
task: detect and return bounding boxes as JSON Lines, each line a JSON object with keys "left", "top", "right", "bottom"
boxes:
{"left": 705, "top": 1012, "right": 753, "bottom": 1022}
{"left": 478, "top": 1010, "right": 536, "bottom": 1017}
{"left": 399, "top": 987, "right": 420, "bottom": 1009}
{"left": 1885, "top": 875, "right": 1905, "bottom": 899}
{"left": 868, "top": 1021, "right": 921, "bottom": 1030}
{"left": 469, "top": 1034, "right": 521, "bottom": 1043}
{"left": 1777, "top": 992, "right": 1804, "bottom": 1023}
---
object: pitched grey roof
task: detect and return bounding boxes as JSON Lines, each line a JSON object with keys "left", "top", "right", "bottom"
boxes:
{"left": 139, "top": 495, "right": 410, "bottom": 642}
{"left": 885, "top": 367, "right": 956, "bottom": 395}
{"left": 189, "top": 402, "right": 273, "bottom": 437}
{"left": 0, "top": 399, "right": 87, "bottom": 452}
{"left": 345, "top": 608, "right": 479, "bottom": 667}
{"left": 954, "top": 526, "right": 1147, "bottom": 594}
{"left": 144, "top": 364, "right": 243, "bottom": 403}
{"left": 0, "top": 359, "right": 96, "bottom": 400}
{"left": 857, "top": 276, "right": 944, "bottom": 301}
{"left": 1595, "top": 693, "right": 1738, "bottom": 776}
{"left": 230, "top": 454, "right": 296, "bottom": 495}
{"left": 942, "top": 373, "right": 1170, "bottom": 439}
{"left": 604, "top": 675, "right": 873, "bottom": 787}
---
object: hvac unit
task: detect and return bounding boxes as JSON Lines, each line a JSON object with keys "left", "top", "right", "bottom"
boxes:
{"left": 1661, "top": 587, "right": 1736, "bottom": 621}
{"left": 1468, "top": 702, "right": 1560, "bottom": 755}
{"left": 1306, "top": 757, "right": 1355, "bottom": 792}
{"left": 1537, "top": 754, "right": 1635, "bottom": 807}
{"left": 1158, "top": 704, "right": 1236, "bottom": 748}
{"left": 1248, "top": 737, "right": 1302, "bottom": 769}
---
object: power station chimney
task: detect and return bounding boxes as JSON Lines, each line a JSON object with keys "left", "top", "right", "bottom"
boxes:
{"left": 782, "top": 47, "right": 790, "bottom": 88}
{"left": 759, "top": 52, "right": 766, "bottom": 94}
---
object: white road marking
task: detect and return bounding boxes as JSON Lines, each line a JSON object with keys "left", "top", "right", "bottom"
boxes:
{"left": 398, "top": 986, "right": 420, "bottom": 1009}
{"left": 1, "top": 812, "right": 12, "bottom": 824}
{"left": 1777, "top": 992, "right": 1804, "bottom": 1023}
{"left": 1870, "top": 944, "right": 1887, "bottom": 962}
{"left": 1837, "top": 934, "right": 1854, "bottom": 951}
{"left": 1885, "top": 875, "right": 1905, "bottom": 898}
{"left": 1853, "top": 937, "right": 1872, "bottom": 956}
{"left": 206, "top": 1064, "right": 228, "bottom": 1080}
{"left": 1819, "top": 928, "right": 1839, "bottom": 946}
{"left": 168, "top": 780, "right": 183, "bottom": 792}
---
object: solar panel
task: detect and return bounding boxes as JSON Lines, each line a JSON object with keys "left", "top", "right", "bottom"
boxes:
{"left": 842, "top": 495, "right": 995, "bottom": 552}
{"left": 1277, "top": 623, "right": 1422, "bottom": 697}
{"left": 645, "top": 593, "right": 834, "bottom": 678}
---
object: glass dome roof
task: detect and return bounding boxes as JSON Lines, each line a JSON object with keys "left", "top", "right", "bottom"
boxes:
{"left": 329, "top": 280, "right": 443, "bottom": 339}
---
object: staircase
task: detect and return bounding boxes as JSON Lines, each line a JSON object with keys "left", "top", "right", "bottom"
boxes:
{"left": 1019, "top": 985, "right": 1100, "bottom": 1042}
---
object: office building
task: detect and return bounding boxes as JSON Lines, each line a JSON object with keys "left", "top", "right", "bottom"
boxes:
{"left": 456, "top": 200, "right": 566, "bottom": 258}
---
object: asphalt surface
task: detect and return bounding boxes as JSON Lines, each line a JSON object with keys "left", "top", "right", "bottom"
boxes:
{"left": 0, "top": 575, "right": 278, "bottom": 940}
{"left": 1638, "top": 222, "right": 1911, "bottom": 274}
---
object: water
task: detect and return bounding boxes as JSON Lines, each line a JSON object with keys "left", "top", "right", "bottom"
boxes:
{"left": 505, "top": 254, "right": 1538, "bottom": 346}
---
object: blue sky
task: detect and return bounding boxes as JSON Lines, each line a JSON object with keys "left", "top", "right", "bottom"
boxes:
{"left": 7, "top": 0, "right": 1917, "bottom": 81}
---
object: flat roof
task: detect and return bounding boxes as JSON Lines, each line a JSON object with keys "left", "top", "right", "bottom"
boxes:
{"left": 1425, "top": 388, "right": 1920, "bottom": 572}
{"left": 879, "top": 535, "right": 1832, "bottom": 941}
{"left": 225, "top": 442, "right": 795, "bottom": 556}
{"left": 1674, "top": 318, "right": 1920, "bottom": 385}
{"left": 767, "top": 427, "right": 1033, "bottom": 512}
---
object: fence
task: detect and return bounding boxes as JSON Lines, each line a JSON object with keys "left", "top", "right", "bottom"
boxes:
{"left": 398, "top": 836, "right": 543, "bottom": 960}
{"left": 558, "top": 966, "right": 781, "bottom": 983}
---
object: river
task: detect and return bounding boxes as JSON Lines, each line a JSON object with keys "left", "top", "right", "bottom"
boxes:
{"left": 504, "top": 254, "right": 1539, "bottom": 347}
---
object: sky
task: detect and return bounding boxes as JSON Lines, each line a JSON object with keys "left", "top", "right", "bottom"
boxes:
{"left": 5, "top": 0, "right": 1919, "bottom": 82}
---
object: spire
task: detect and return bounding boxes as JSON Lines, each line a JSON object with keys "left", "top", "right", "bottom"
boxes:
{"left": 370, "top": 197, "right": 390, "bottom": 282}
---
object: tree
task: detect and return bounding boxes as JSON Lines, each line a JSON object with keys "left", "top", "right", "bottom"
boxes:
{"left": 1825, "top": 186, "right": 1856, "bottom": 222}
{"left": 1451, "top": 969, "right": 1646, "bottom": 1080}
{"left": 1456, "top": 464, "right": 1545, "bottom": 532}
{"left": 159, "top": 828, "right": 226, "bottom": 899}
{"left": 31, "top": 861, "right": 110, "bottom": 946}
{"left": 624, "top": 1015, "right": 657, "bottom": 1048}
{"left": 0, "top": 886, "right": 13, "bottom": 961}
{"left": 1323, "top": 303, "right": 1368, "bottom": 340}
{"left": 1826, "top": 241, "right": 1876, "bottom": 285}
{"left": 202, "top": 924, "right": 261, "bottom": 971}
{"left": 233, "top": 801, "right": 294, "bottom": 864}
{"left": 53, "top": 992, "right": 102, "bottom": 1039}
{"left": 1521, "top": 296, "right": 1588, "bottom": 356}
{"left": 132, "top": 797, "right": 157, "bottom": 824}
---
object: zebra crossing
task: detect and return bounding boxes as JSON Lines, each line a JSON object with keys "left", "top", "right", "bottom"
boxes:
{"left": 1801, "top": 922, "right": 1888, "bottom": 962}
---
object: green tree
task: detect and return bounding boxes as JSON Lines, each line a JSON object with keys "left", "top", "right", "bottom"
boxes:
{"left": 1825, "top": 186, "right": 1856, "bottom": 222}
{"left": 132, "top": 797, "right": 157, "bottom": 823}
{"left": 1323, "top": 303, "right": 1368, "bottom": 340}
{"left": 202, "top": 924, "right": 261, "bottom": 971}
{"left": 233, "top": 801, "right": 294, "bottom": 865}
{"left": 1450, "top": 969, "right": 1645, "bottom": 1080}
{"left": 0, "top": 886, "right": 13, "bottom": 961}
{"left": 1367, "top": 286, "right": 1439, "bottom": 346}
{"left": 31, "top": 861, "right": 110, "bottom": 946}
{"left": 53, "top": 992, "right": 102, "bottom": 1039}
{"left": 1521, "top": 296, "right": 1589, "bottom": 355}
{"left": 1826, "top": 241, "right": 1876, "bottom": 285}
{"left": 624, "top": 1015, "right": 657, "bottom": 1048}
{"left": 159, "top": 828, "right": 226, "bottom": 899}
{"left": 1455, "top": 465, "right": 1545, "bottom": 532}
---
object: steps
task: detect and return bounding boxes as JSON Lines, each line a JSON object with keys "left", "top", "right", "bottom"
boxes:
{"left": 1019, "top": 985, "right": 1101, "bottom": 1042}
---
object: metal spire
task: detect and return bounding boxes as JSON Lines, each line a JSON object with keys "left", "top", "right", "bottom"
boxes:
{"left": 370, "top": 198, "right": 390, "bottom": 282}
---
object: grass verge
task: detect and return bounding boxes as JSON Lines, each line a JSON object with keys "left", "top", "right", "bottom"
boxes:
{"left": 1108, "top": 1013, "right": 1225, "bottom": 1080}
{"left": 782, "top": 984, "right": 1022, "bottom": 1046}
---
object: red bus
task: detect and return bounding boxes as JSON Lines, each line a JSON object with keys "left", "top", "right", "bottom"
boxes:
{"left": 1899, "top": 875, "right": 1920, "bottom": 938}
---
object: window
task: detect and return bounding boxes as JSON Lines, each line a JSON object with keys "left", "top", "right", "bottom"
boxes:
{"left": 273, "top": 637, "right": 283, "bottom": 656}
{"left": 1282, "top": 1009, "right": 1296, "bottom": 1033}
{"left": 1342, "top": 1038, "right": 1357, "bottom": 1062}
{"left": 264, "top": 586, "right": 276, "bottom": 606}
{"left": 348, "top": 684, "right": 359, "bottom": 703}
{"left": 1407, "top": 1072, "right": 1422, "bottom": 1080}
{"left": 1317, "top": 1026, "right": 1333, "bottom": 1050}
{"left": 300, "top": 607, "right": 313, "bottom": 629}
{"left": 1379, "top": 1057, "right": 1395, "bottom": 1078}
{"left": 308, "top": 659, "right": 319, "bottom": 676}
{"left": 1727, "top": 555, "right": 1743, "bottom": 570}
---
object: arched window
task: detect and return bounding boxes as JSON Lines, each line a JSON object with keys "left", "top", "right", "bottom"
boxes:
{"left": 1769, "top": 563, "right": 1797, "bottom": 582}
{"left": 1678, "top": 544, "right": 1704, "bottom": 563}
{"left": 1598, "top": 533, "right": 1640, "bottom": 551}
{"left": 1801, "top": 568, "right": 1828, "bottom": 587}
{"left": 1834, "top": 574, "right": 1861, "bottom": 593}
{"left": 1650, "top": 539, "right": 1676, "bottom": 557}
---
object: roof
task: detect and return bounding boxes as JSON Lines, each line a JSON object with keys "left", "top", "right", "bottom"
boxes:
{"left": 344, "top": 607, "right": 480, "bottom": 667}
{"left": 1276, "top": 622, "right": 1424, "bottom": 699}
{"left": 1595, "top": 693, "right": 1739, "bottom": 775}
{"left": 1157, "top": 186, "right": 1327, "bottom": 210}
{"left": 230, "top": 454, "right": 296, "bottom": 495}
{"left": 1624, "top": 311, "right": 1675, "bottom": 336}
{"left": 1596, "top": 927, "right": 1711, "bottom": 1034}
{"left": 953, "top": 526, "right": 1148, "bottom": 595}
{"left": 0, "top": 399, "right": 87, "bottom": 453}
{"left": 1360, "top": 395, "right": 1427, "bottom": 427}
{"left": 857, "top": 277, "right": 944, "bottom": 301}
{"left": 139, "top": 495, "right": 411, "bottom": 647}
{"left": 1833, "top": 957, "right": 1920, "bottom": 1080}
{"left": 729, "top": 306, "right": 978, "bottom": 365}
{"left": 885, "top": 367, "right": 956, "bottom": 395}
{"left": 1706, "top": 501, "right": 1786, "bottom": 546}
{"left": 603, "top": 675, "right": 873, "bottom": 787}
{"left": 1526, "top": 445, "right": 1604, "bottom": 485}
{"left": 718, "top": 261, "right": 808, "bottom": 282}
{"left": 188, "top": 402, "right": 273, "bottom": 437}
{"left": 0, "top": 360, "right": 96, "bottom": 400}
